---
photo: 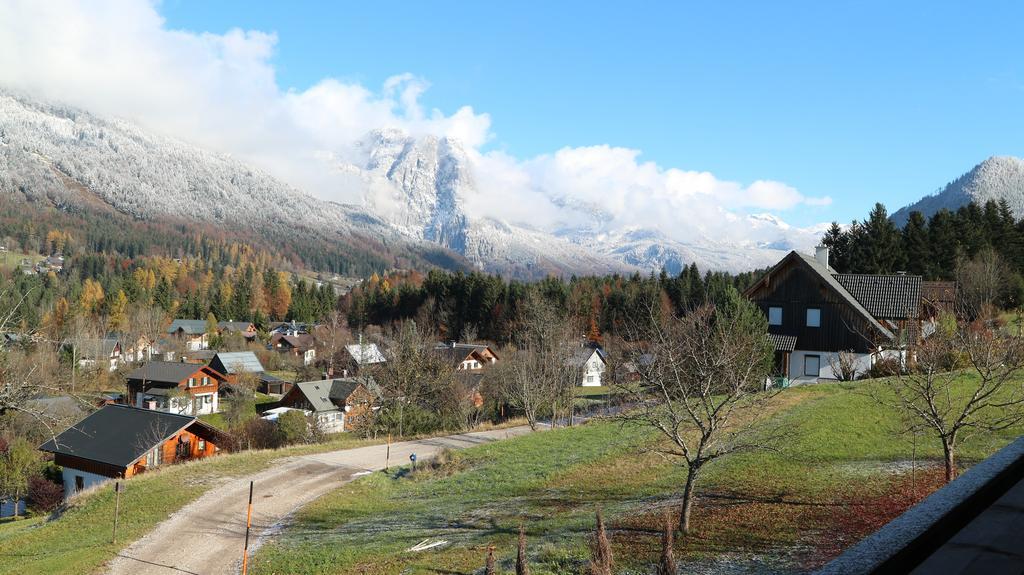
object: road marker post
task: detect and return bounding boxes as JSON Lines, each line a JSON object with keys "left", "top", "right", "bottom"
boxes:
{"left": 112, "top": 481, "right": 122, "bottom": 544}
{"left": 241, "top": 481, "right": 254, "bottom": 575}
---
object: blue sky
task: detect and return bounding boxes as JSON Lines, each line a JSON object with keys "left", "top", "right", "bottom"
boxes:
{"left": 158, "top": 0, "right": 1024, "bottom": 226}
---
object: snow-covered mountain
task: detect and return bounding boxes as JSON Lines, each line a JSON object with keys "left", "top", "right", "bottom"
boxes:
{"left": 0, "top": 89, "right": 819, "bottom": 277}
{"left": 891, "top": 156, "right": 1024, "bottom": 226}
{"left": 0, "top": 89, "right": 467, "bottom": 274}
{"left": 341, "top": 129, "right": 819, "bottom": 275}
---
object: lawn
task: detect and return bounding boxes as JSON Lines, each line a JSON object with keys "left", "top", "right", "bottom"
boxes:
{"left": 0, "top": 434, "right": 378, "bottom": 575}
{"left": 250, "top": 378, "right": 1024, "bottom": 575}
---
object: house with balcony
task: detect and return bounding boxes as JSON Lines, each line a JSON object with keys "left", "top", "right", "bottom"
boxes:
{"left": 126, "top": 361, "right": 227, "bottom": 415}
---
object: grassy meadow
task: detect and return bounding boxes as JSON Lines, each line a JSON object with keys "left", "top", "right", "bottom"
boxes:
{"left": 250, "top": 378, "right": 1024, "bottom": 575}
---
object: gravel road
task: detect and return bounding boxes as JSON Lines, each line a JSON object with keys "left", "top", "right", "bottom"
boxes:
{"left": 106, "top": 425, "right": 536, "bottom": 575}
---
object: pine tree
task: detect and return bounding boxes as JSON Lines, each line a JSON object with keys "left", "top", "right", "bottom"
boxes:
{"left": 859, "top": 203, "right": 903, "bottom": 273}
{"left": 821, "top": 222, "right": 850, "bottom": 272}
{"left": 901, "top": 211, "right": 932, "bottom": 278}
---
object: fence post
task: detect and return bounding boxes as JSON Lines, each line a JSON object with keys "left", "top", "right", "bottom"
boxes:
{"left": 385, "top": 433, "right": 391, "bottom": 471}
{"left": 241, "top": 481, "right": 254, "bottom": 575}
{"left": 112, "top": 481, "right": 122, "bottom": 544}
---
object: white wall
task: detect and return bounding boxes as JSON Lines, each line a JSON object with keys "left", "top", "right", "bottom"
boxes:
{"left": 788, "top": 349, "right": 906, "bottom": 382}
{"left": 580, "top": 355, "right": 606, "bottom": 386}
{"left": 61, "top": 467, "right": 111, "bottom": 498}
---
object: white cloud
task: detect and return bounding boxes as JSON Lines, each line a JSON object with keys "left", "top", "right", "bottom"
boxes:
{"left": 0, "top": 0, "right": 826, "bottom": 249}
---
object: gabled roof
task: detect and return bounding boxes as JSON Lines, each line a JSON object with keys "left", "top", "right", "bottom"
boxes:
{"left": 750, "top": 251, "right": 895, "bottom": 342}
{"left": 567, "top": 345, "right": 607, "bottom": 367}
{"left": 217, "top": 321, "right": 256, "bottom": 333}
{"left": 344, "top": 343, "right": 386, "bottom": 365}
{"left": 274, "top": 333, "right": 316, "bottom": 351}
{"left": 77, "top": 338, "right": 121, "bottom": 360}
{"left": 127, "top": 361, "right": 222, "bottom": 385}
{"left": 834, "top": 274, "right": 922, "bottom": 320}
{"left": 168, "top": 319, "right": 208, "bottom": 335}
{"left": 288, "top": 378, "right": 372, "bottom": 413}
{"left": 39, "top": 405, "right": 217, "bottom": 468}
{"left": 209, "top": 352, "right": 264, "bottom": 375}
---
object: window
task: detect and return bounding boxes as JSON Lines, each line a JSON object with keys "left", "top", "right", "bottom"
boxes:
{"left": 75, "top": 475, "right": 84, "bottom": 492}
{"left": 198, "top": 439, "right": 206, "bottom": 452}
{"left": 202, "top": 376, "right": 209, "bottom": 386}
{"left": 187, "top": 377, "right": 196, "bottom": 388}
{"left": 804, "top": 355, "right": 821, "bottom": 377}
{"left": 806, "top": 308, "right": 821, "bottom": 328}
{"left": 768, "top": 306, "right": 783, "bottom": 326}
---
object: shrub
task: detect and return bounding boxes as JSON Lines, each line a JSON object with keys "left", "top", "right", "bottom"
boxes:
{"left": 27, "top": 475, "right": 63, "bottom": 513}
{"left": 277, "top": 410, "right": 309, "bottom": 445}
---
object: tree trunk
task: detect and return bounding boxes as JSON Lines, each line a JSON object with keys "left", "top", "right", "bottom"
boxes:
{"left": 678, "top": 466, "right": 697, "bottom": 534}
{"left": 943, "top": 438, "right": 957, "bottom": 483}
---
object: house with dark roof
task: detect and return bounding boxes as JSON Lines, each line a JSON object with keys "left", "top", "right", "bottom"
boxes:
{"left": 433, "top": 342, "right": 499, "bottom": 371}
{"left": 167, "top": 319, "right": 210, "bottom": 351}
{"left": 126, "top": 361, "right": 227, "bottom": 415}
{"left": 270, "top": 332, "right": 317, "bottom": 366}
{"left": 74, "top": 338, "right": 123, "bottom": 372}
{"left": 217, "top": 321, "right": 257, "bottom": 341}
{"left": 39, "top": 404, "right": 226, "bottom": 497}
{"left": 568, "top": 344, "right": 608, "bottom": 386}
{"left": 744, "top": 246, "right": 924, "bottom": 382}
{"left": 278, "top": 378, "right": 375, "bottom": 433}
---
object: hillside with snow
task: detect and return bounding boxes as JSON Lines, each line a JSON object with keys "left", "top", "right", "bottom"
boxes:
{"left": 891, "top": 156, "right": 1024, "bottom": 226}
{"left": 0, "top": 90, "right": 821, "bottom": 276}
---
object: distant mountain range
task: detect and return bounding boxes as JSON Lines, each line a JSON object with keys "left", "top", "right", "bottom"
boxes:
{"left": 891, "top": 156, "right": 1024, "bottom": 226}
{"left": 0, "top": 89, "right": 823, "bottom": 277}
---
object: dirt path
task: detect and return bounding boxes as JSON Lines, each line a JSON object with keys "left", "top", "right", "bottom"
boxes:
{"left": 105, "top": 425, "right": 537, "bottom": 575}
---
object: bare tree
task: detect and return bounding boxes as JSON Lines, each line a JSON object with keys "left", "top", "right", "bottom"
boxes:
{"left": 377, "top": 320, "right": 459, "bottom": 436}
{"left": 828, "top": 349, "right": 862, "bottom": 381}
{"left": 492, "top": 293, "right": 579, "bottom": 430}
{"left": 617, "top": 294, "right": 780, "bottom": 535}
{"left": 872, "top": 311, "right": 1024, "bottom": 482}
{"left": 315, "top": 311, "right": 351, "bottom": 377}
{"left": 588, "top": 508, "right": 613, "bottom": 575}
{"left": 956, "top": 248, "right": 1012, "bottom": 319}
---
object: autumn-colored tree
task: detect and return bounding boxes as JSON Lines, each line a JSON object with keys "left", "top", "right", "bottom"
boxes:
{"left": 588, "top": 508, "right": 613, "bottom": 575}
{"left": 270, "top": 272, "right": 292, "bottom": 320}
{"left": 79, "top": 278, "right": 105, "bottom": 315}
{"left": 108, "top": 290, "right": 129, "bottom": 332}
{"left": 586, "top": 316, "right": 603, "bottom": 345}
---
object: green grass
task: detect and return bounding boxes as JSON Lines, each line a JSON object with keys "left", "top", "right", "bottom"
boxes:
{"left": 251, "top": 377, "right": 1024, "bottom": 575}
{"left": 0, "top": 435, "right": 378, "bottom": 575}
{"left": 0, "top": 248, "right": 40, "bottom": 270}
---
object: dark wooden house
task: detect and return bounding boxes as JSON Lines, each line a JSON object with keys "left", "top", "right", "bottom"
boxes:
{"left": 745, "top": 247, "right": 921, "bottom": 382}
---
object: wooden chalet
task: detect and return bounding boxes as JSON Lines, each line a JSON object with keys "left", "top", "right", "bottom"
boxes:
{"left": 39, "top": 405, "right": 227, "bottom": 497}
{"left": 433, "top": 342, "right": 499, "bottom": 371}
{"left": 167, "top": 319, "right": 210, "bottom": 351}
{"left": 279, "top": 378, "right": 376, "bottom": 433}
{"left": 126, "top": 361, "right": 227, "bottom": 415}
{"left": 745, "top": 247, "right": 922, "bottom": 382}
{"left": 270, "top": 333, "right": 317, "bottom": 366}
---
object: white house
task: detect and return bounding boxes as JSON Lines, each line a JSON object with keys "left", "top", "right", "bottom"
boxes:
{"left": 568, "top": 345, "right": 608, "bottom": 387}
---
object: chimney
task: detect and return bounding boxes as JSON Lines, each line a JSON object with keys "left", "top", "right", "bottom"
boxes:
{"left": 342, "top": 368, "right": 349, "bottom": 378}
{"left": 815, "top": 245, "right": 830, "bottom": 268}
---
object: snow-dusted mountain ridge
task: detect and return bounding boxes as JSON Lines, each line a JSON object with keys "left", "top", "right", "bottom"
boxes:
{"left": 892, "top": 156, "right": 1024, "bottom": 226}
{"left": 0, "top": 89, "right": 819, "bottom": 276}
